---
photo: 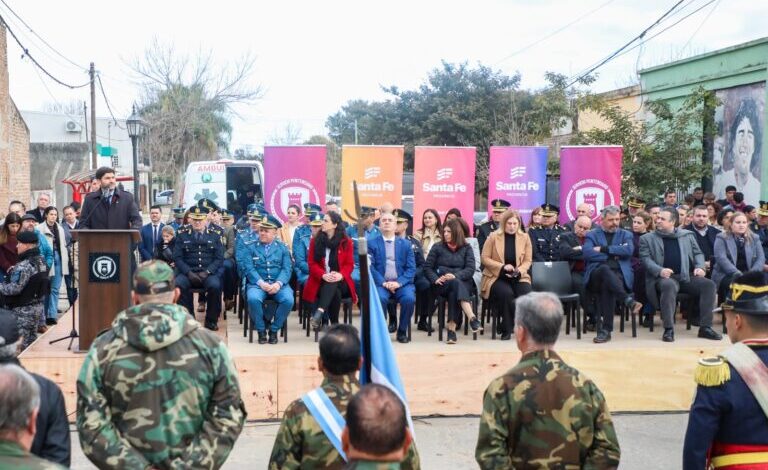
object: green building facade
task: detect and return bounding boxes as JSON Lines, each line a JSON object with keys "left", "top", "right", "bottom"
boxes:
{"left": 640, "top": 37, "right": 768, "bottom": 203}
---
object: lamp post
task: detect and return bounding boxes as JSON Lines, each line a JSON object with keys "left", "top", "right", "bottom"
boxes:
{"left": 126, "top": 104, "right": 146, "bottom": 205}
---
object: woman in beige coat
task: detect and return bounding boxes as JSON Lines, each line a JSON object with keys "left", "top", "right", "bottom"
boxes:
{"left": 480, "top": 210, "right": 532, "bottom": 340}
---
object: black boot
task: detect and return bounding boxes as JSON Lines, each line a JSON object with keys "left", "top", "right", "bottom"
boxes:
{"left": 268, "top": 330, "right": 278, "bottom": 344}
{"left": 257, "top": 331, "right": 267, "bottom": 344}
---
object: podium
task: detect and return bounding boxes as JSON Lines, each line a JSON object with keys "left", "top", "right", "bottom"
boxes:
{"left": 71, "top": 229, "right": 141, "bottom": 351}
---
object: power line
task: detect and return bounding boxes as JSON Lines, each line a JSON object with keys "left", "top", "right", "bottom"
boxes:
{"left": 565, "top": 0, "right": 688, "bottom": 87}
{"left": 494, "top": 0, "right": 618, "bottom": 66}
{"left": 96, "top": 74, "right": 126, "bottom": 129}
{"left": 0, "top": 13, "right": 89, "bottom": 89}
{"left": 680, "top": 0, "right": 721, "bottom": 52}
{"left": 0, "top": 0, "right": 88, "bottom": 72}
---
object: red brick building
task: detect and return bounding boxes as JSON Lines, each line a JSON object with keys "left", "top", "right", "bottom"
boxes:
{"left": 0, "top": 24, "right": 30, "bottom": 213}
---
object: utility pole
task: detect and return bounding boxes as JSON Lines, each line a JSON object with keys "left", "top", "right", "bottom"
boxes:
{"left": 354, "top": 119, "right": 358, "bottom": 145}
{"left": 89, "top": 62, "right": 97, "bottom": 168}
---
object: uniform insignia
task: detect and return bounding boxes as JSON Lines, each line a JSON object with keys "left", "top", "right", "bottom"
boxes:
{"left": 694, "top": 356, "right": 731, "bottom": 387}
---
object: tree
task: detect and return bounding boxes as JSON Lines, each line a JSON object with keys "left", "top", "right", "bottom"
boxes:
{"left": 130, "top": 38, "right": 262, "bottom": 195}
{"left": 573, "top": 86, "right": 717, "bottom": 200}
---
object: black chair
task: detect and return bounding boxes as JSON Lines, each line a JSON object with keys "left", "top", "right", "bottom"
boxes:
{"left": 386, "top": 298, "right": 412, "bottom": 342}
{"left": 309, "top": 297, "right": 354, "bottom": 342}
{"left": 244, "top": 296, "right": 288, "bottom": 344}
{"left": 531, "top": 261, "right": 582, "bottom": 340}
{"left": 429, "top": 292, "right": 478, "bottom": 342}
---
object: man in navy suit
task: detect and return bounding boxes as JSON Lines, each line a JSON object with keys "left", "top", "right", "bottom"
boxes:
{"left": 368, "top": 212, "right": 416, "bottom": 343}
{"left": 139, "top": 205, "right": 165, "bottom": 262}
{"left": 584, "top": 205, "right": 643, "bottom": 344}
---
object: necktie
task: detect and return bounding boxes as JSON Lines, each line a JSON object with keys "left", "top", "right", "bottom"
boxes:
{"left": 153, "top": 225, "right": 158, "bottom": 244}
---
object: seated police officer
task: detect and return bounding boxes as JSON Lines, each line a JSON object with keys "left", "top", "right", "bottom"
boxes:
{"left": 395, "top": 209, "right": 433, "bottom": 333}
{"left": 368, "top": 212, "right": 416, "bottom": 343}
{"left": 347, "top": 206, "right": 381, "bottom": 292}
{"left": 243, "top": 214, "right": 294, "bottom": 344}
{"left": 169, "top": 207, "right": 185, "bottom": 231}
{"left": 476, "top": 199, "right": 510, "bottom": 254}
{"left": 530, "top": 203, "right": 566, "bottom": 262}
{"left": 293, "top": 203, "right": 322, "bottom": 251}
{"left": 294, "top": 212, "right": 324, "bottom": 288}
{"left": 221, "top": 209, "right": 238, "bottom": 311}
{"left": 173, "top": 205, "right": 224, "bottom": 331}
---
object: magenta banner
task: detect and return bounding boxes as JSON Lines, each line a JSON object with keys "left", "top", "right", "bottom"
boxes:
{"left": 488, "top": 146, "right": 547, "bottom": 224}
{"left": 264, "top": 146, "right": 326, "bottom": 223}
{"left": 559, "top": 146, "right": 622, "bottom": 224}
{"left": 414, "top": 146, "right": 475, "bottom": 224}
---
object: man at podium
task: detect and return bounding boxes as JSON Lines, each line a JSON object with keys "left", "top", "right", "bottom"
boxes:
{"left": 79, "top": 167, "right": 142, "bottom": 230}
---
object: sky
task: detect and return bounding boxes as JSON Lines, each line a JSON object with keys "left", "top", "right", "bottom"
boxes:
{"left": 4, "top": 0, "right": 767, "bottom": 153}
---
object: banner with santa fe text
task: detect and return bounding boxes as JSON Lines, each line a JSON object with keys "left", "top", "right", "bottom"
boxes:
{"left": 559, "top": 146, "right": 622, "bottom": 224}
{"left": 414, "top": 146, "right": 476, "bottom": 225}
{"left": 264, "top": 146, "right": 327, "bottom": 224}
{"left": 341, "top": 146, "right": 404, "bottom": 222}
{"left": 488, "top": 146, "right": 547, "bottom": 225}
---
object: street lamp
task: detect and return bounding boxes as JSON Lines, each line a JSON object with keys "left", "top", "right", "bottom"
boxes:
{"left": 126, "top": 104, "right": 146, "bottom": 203}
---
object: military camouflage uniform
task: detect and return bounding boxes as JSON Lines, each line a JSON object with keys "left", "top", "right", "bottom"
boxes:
{"left": 345, "top": 461, "right": 401, "bottom": 469}
{"left": 76, "top": 300, "right": 246, "bottom": 469}
{"left": 269, "top": 374, "right": 420, "bottom": 470}
{"left": 0, "top": 440, "right": 65, "bottom": 469}
{"left": 475, "top": 349, "right": 620, "bottom": 469}
{"left": 0, "top": 248, "right": 47, "bottom": 349}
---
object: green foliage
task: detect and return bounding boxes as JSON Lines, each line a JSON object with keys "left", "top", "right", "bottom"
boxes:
{"left": 573, "top": 86, "right": 717, "bottom": 200}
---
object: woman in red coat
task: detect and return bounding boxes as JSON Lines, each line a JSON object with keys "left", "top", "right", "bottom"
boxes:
{"left": 304, "top": 211, "right": 356, "bottom": 330}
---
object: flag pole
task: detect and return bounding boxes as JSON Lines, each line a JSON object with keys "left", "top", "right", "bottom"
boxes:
{"left": 345, "top": 181, "right": 372, "bottom": 382}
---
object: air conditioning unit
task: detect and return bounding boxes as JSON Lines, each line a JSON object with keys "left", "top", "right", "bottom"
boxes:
{"left": 65, "top": 120, "right": 82, "bottom": 133}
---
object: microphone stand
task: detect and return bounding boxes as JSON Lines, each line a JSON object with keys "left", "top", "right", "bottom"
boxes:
{"left": 49, "top": 238, "right": 79, "bottom": 350}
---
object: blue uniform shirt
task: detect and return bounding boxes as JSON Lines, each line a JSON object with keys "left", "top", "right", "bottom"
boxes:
{"left": 241, "top": 239, "right": 292, "bottom": 287}
{"left": 292, "top": 232, "right": 312, "bottom": 285}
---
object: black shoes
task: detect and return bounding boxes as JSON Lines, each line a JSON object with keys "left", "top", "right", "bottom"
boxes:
{"left": 585, "top": 320, "right": 597, "bottom": 332}
{"left": 593, "top": 331, "right": 611, "bottom": 343}
{"left": 469, "top": 318, "right": 483, "bottom": 333}
{"left": 641, "top": 316, "right": 652, "bottom": 328}
{"left": 268, "top": 330, "right": 278, "bottom": 344}
{"left": 310, "top": 310, "right": 324, "bottom": 331}
{"left": 662, "top": 328, "right": 675, "bottom": 342}
{"left": 257, "top": 331, "right": 267, "bottom": 344}
{"left": 446, "top": 330, "right": 457, "bottom": 344}
{"left": 417, "top": 321, "right": 434, "bottom": 333}
{"left": 388, "top": 322, "right": 397, "bottom": 334}
{"left": 204, "top": 322, "right": 218, "bottom": 331}
{"left": 396, "top": 332, "right": 409, "bottom": 343}
{"left": 500, "top": 333, "right": 512, "bottom": 341}
{"left": 698, "top": 326, "right": 723, "bottom": 341}
{"left": 45, "top": 318, "right": 57, "bottom": 326}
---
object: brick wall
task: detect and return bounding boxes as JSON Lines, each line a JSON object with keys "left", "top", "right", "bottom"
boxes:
{"left": 0, "top": 24, "right": 31, "bottom": 215}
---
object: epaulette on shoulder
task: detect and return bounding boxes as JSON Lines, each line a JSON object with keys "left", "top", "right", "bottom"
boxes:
{"left": 694, "top": 356, "right": 731, "bottom": 387}
{"left": 177, "top": 225, "right": 192, "bottom": 234}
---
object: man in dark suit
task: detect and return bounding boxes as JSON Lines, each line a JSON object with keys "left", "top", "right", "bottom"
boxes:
{"left": 395, "top": 209, "right": 432, "bottom": 332}
{"left": 79, "top": 167, "right": 142, "bottom": 230}
{"left": 26, "top": 193, "right": 51, "bottom": 223}
{"left": 559, "top": 215, "right": 595, "bottom": 330}
{"left": 139, "top": 205, "right": 165, "bottom": 262}
{"left": 685, "top": 205, "right": 720, "bottom": 276}
{"left": 368, "top": 212, "right": 416, "bottom": 343}
{"left": 583, "top": 205, "right": 643, "bottom": 344}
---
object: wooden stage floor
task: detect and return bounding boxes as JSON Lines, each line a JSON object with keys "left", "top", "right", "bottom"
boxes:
{"left": 20, "top": 304, "right": 727, "bottom": 421}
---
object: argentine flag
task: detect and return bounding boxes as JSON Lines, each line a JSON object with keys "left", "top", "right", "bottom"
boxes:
{"left": 360, "top": 270, "right": 415, "bottom": 434}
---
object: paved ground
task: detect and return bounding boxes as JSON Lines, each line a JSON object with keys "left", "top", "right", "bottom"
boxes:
{"left": 69, "top": 412, "right": 689, "bottom": 469}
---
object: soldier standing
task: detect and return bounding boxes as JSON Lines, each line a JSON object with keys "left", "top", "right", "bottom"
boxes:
{"left": 529, "top": 204, "right": 566, "bottom": 262}
{"left": 269, "top": 324, "right": 419, "bottom": 469}
{"left": 683, "top": 272, "right": 768, "bottom": 469}
{"left": 475, "top": 292, "right": 620, "bottom": 468}
{"left": 241, "top": 214, "right": 294, "bottom": 344}
{"left": 76, "top": 260, "right": 246, "bottom": 469}
{"left": 0, "top": 231, "right": 48, "bottom": 350}
{"left": 476, "top": 199, "right": 510, "bottom": 254}
{"left": 169, "top": 206, "right": 185, "bottom": 231}
{"left": 173, "top": 206, "right": 224, "bottom": 331}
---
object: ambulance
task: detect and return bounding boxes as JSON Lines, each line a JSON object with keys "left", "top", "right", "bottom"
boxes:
{"left": 180, "top": 160, "right": 264, "bottom": 214}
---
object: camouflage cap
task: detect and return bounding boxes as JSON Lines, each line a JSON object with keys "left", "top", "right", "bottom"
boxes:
{"left": 133, "top": 260, "right": 176, "bottom": 295}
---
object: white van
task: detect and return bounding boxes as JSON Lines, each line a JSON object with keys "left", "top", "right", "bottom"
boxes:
{"left": 180, "top": 160, "right": 264, "bottom": 214}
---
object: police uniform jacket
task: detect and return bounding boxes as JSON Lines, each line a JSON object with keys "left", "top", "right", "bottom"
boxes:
{"left": 292, "top": 232, "right": 312, "bottom": 285}
{"left": 406, "top": 235, "right": 430, "bottom": 291}
{"left": 476, "top": 221, "right": 498, "bottom": 255}
{"left": 173, "top": 227, "right": 224, "bottom": 275}
{"left": 529, "top": 225, "right": 566, "bottom": 262}
{"left": 242, "top": 239, "right": 292, "bottom": 287}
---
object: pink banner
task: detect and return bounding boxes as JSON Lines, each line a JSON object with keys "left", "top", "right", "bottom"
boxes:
{"left": 559, "top": 146, "right": 622, "bottom": 224}
{"left": 414, "top": 146, "right": 476, "bottom": 225}
{"left": 488, "top": 146, "right": 548, "bottom": 225}
{"left": 264, "top": 146, "right": 327, "bottom": 223}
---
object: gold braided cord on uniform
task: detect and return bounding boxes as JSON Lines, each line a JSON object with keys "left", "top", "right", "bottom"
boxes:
{"left": 731, "top": 283, "right": 768, "bottom": 301}
{"left": 694, "top": 357, "right": 731, "bottom": 387}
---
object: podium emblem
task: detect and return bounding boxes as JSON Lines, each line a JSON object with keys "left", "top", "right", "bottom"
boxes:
{"left": 89, "top": 253, "right": 120, "bottom": 283}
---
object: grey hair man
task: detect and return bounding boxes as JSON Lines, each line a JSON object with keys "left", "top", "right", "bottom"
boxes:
{"left": 639, "top": 207, "right": 722, "bottom": 342}
{"left": 0, "top": 364, "right": 65, "bottom": 469}
{"left": 476, "top": 292, "right": 620, "bottom": 468}
{"left": 0, "top": 310, "right": 70, "bottom": 466}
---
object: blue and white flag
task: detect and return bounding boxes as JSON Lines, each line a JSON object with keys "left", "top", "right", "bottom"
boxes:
{"left": 360, "top": 270, "right": 414, "bottom": 434}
